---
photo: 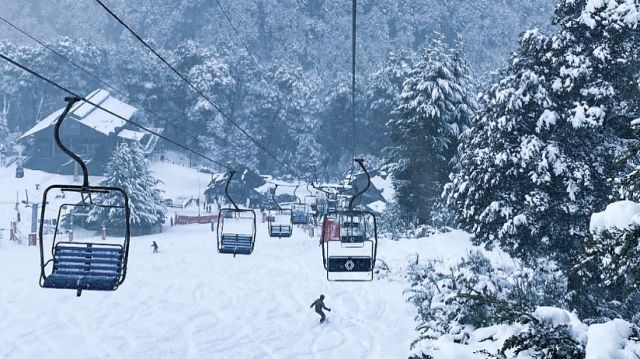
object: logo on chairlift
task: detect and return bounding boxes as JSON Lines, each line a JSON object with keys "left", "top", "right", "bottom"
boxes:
{"left": 345, "top": 260, "right": 355, "bottom": 271}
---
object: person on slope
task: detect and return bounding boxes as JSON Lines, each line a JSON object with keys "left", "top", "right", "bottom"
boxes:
{"left": 310, "top": 294, "right": 331, "bottom": 323}
{"left": 151, "top": 241, "right": 159, "bottom": 253}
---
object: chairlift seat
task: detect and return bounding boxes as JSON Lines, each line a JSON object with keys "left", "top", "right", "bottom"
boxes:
{"left": 326, "top": 256, "right": 372, "bottom": 272}
{"left": 269, "top": 224, "right": 292, "bottom": 238}
{"left": 219, "top": 234, "right": 253, "bottom": 255}
{"left": 42, "top": 242, "right": 123, "bottom": 291}
{"left": 291, "top": 212, "right": 308, "bottom": 225}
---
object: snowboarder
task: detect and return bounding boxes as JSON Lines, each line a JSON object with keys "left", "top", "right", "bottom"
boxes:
{"left": 151, "top": 241, "right": 159, "bottom": 253}
{"left": 310, "top": 294, "right": 331, "bottom": 323}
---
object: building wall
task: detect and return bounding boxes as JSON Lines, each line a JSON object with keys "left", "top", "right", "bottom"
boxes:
{"left": 23, "top": 121, "right": 117, "bottom": 175}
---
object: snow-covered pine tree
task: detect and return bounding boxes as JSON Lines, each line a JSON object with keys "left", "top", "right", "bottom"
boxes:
{"left": 445, "top": 0, "right": 639, "bottom": 269}
{"left": 269, "top": 63, "right": 321, "bottom": 179}
{"left": 386, "top": 33, "right": 476, "bottom": 225}
{"left": 363, "top": 52, "right": 410, "bottom": 155}
{"left": 88, "top": 142, "right": 166, "bottom": 233}
{"left": 317, "top": 81, "right": 356, "bottom": 174}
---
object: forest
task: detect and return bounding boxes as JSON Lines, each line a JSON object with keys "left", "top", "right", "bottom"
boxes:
{"left": 0, "top": 0, "right": 555, "bottom": 177}
{"left": 1, "top": 0, "right": 640, "bottom": 357}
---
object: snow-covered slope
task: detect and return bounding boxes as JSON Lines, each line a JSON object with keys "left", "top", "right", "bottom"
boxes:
{"left": 0, "top": 163, "right": 482, "bottom": 358}
{"left": 0, "top": 222, "right": 427, "bottom": 358}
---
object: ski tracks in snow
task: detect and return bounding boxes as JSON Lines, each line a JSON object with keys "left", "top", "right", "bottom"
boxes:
{"left": 0, "top": 224, "right": 414, "bottom": 358}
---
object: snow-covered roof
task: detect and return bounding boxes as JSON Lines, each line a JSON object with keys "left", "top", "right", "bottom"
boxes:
{"left": 117, "top": 129, "right": 145, "bottom": 141}
{"left": 367, "top": 200, "right": 386, "bottom": 214}
{"left": 19, "top": 108, "right": 65, "bottom": 139}
{"left": 19, "top": 89, "right": 137, "bottom": 140}
{"left": 371, "top": 174, "right": 395, "bottom": 202}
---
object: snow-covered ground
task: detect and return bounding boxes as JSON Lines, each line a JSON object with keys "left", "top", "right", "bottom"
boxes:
{"left": 0, "top": 222, "right": 419, "bottom": 358}
{"left": 0, "top": 162, "right": 482, "bottom": 358}
{"left": 0, "top": 223, "right": 480, "bottom": 358}
{"left": 0, "top": 162, "right": 214, "bottom": 237}
{"left": 0, "top": 165, "right": 104, "bottom": 238}
{"left": 150, "top": 161, "right": 214, "bottom": 202}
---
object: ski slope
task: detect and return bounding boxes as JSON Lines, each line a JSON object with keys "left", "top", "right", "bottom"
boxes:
{"left": 0, "top": 222, "right": 420, "bottom": 358}
{"left": 0, "top": 163, "right": 478, "bottom": 357}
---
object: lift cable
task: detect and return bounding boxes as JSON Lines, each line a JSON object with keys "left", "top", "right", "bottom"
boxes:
{"left": 0, "top": 14, "right": 237, "bottom": 170}
{"left": 93, "top": 0, "right": 308, "bottom": 182}
{"left": 351, "top": 0, "right": 358, "bottom": 165}
{"left": 0, "top": 52, "right": 233, "bottom": 171}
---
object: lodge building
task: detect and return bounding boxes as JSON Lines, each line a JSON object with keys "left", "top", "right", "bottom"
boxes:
{"left": 18, "top": 89, "right": 160, "bottom": 175}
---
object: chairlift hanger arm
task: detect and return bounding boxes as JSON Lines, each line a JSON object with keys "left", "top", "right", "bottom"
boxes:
{"left": 348, "top": 159, "right": 370, "bottom": 210}
{"left": 293, "top": 185, "right": 302, "bottom": 204}
{"left": 53, "top": 97, "right": 86, "bottom": 186}
{"left": 224, "top": 171, "right": 239, "bottom": 210}
{"left": 271, "top": 185, "right": 282, "bottom": 211}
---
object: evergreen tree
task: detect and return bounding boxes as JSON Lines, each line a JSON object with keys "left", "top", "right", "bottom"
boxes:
{"left": 317, "top": 81, "right": 356, "bottom": 174}
{"left": 577, "top": 225, "right": 640, "bottom": 318}
{"left": 386, "top": 34, "right": 476, "bottom": 225}
{"left": 445, "top": 0, "right": 639, "bottom": 269}
{"left": 88, "top": 142, "right": 166, "bottom": 231}
{"left": 363, "top": 52, "right": 411, "bottom": 155}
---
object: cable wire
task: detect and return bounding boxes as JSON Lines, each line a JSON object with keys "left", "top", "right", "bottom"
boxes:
{"left": 0, "top": 52, "right": 233, "bottom": 171}
{"left": 0, "top": 14, "right": 235, "bottom": 169}
{"left": 93, "top": 0, "right": 307, "bottom": 182}
{"left": 352, "top": 0, "right": 357, "bottom": 165}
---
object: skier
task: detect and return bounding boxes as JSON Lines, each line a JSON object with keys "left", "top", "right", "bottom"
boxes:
{"left": 310, "top": 294, "right": 331, "bottom": 323}
{"left": 151, "top": 241, "right": 159, "bottom": 253}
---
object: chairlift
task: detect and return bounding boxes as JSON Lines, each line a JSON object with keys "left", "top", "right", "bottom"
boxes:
{"left": 38, "top": 97, "right": 131, "bottom": 297}
{"left": 321, "top": 159, "right": 378, "bottom": 282}
{"left": 310, "top": 182, "right": 337, "bottom": 216}
{"left": 267, "top": 184, "right": 292, "bottom": 238}
{"left": 304, "top": 186, "right": 319, "bottom": 214}
{"left": 216, "top": 171, "right": 257, "bottom": 256}
{"left": 15, "top": 164, "right": 24, "bottom": 178}
{"left": 291, "top": 185, "right": 309, "bottom": 225}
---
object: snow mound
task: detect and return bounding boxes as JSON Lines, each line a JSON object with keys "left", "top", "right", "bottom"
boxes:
{"left": 586, "top": 319, "right": 640, "bottom": 359}
{"left": 590, "top": 200, "right": 640, "bottom": 234}
{"left": 534, "top": 306, "right": 588, "bottom": 344}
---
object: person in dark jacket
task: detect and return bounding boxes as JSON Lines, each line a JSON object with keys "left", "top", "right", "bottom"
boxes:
{"left": 310, "top": 294, "right": 331, "bottom": 323}
{"left": 151, "top": 241, "right": 159, "bottom": 253}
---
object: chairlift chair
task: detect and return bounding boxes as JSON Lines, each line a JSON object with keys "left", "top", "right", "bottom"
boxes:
{"left": 216, "top": 171, "right": 257, "bottom": 256}
{"left": 15, "top": 163, "right": 24, "bottom": 178}
{"left": 38, "top": 97, "right": 131, "bottom": 297}
{"left": 291, "top": 203, "right": 308, "bottom": 225}
{"left": 290, "top": 185, "right": 309, "bottom": 225}
{"left": 310, "top": 182, "right": 335, "bottom": 216}
{"left": 267, "top": 185, "right": 293, "bottom": 237}
{"left": 321, "top": 159, "right": 378, "bottom": 282}
{"left": 304, "top": 194, "right": 318, "bottom": 214}
{"left": 327, "top": 194, "right": 339, "bottom": 213}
